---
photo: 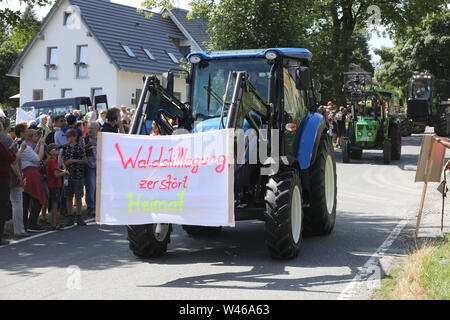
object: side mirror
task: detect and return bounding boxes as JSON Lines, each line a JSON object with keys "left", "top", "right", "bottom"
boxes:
{"left": 296, "top": 67, "right": 311, "bottom": 90}
{"left": 162, "top": 71, "right": 174, "bottom": 94}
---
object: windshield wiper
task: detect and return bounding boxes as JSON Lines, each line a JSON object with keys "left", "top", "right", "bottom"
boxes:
{"left": 207, "top": 73, "right": 211, "bottom": 112}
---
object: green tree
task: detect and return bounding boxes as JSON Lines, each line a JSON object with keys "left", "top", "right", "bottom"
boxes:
{"left": 0, "top": 0, "right": 50, "bottom": 27}
{"left": 0, "top": 5, "right": 41, "bottom": 108}
{"left": 375, "top": 8, "right": 450, "bottom": 101}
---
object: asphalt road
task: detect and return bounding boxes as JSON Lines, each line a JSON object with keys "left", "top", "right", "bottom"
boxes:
{"left": 0, "top": 130, "right": 447, "bottom": 300}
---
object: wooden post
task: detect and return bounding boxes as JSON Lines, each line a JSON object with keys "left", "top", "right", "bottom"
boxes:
{"left": 415, "top": 141, "right": 435, "bottom": 238}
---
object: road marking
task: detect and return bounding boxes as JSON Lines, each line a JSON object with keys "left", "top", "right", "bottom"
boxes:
{"left": 0, "top": 218, "right": 96, "bottom": 248}
{"left": 338, "top": 217, "right": 409, "bottom": 300}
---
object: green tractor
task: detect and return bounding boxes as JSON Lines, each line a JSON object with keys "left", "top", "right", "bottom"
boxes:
{"left": 341, "top": 72, "right": 402, "bottom": 164}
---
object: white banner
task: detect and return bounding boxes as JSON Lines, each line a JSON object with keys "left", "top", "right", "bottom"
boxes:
{"left": 16, "top": 107, "right": 35, "bottom": 124}
{"left": 96, "top": 129, "right": 235, "bottom": 227}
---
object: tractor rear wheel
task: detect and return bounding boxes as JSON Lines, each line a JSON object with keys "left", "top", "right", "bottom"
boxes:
{"left": 304, "top": 134, "right": 337, "bottom": 236}
{"left": 383, "top": 140, "right": 391, "bottom": 164}
{"left": 127, "top": 224, "right": 171, "bottom": 258}
{"left": 182, "top": 225, "right": 222, "bottom": 236}
{"left": 389, "top": 124, "right": 402, "bottom": 160}
{"left": 342, "top": 139, "right": 350, "bottom": 163}
{"left": 264, "top": 168, "right": 303, "bottom": 259}
{"left": 434, "top": 113, "right": 448, "bottom": 137}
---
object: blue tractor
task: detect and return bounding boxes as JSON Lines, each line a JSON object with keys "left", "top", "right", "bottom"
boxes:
{"left": 127, "top": 48, "right": 337, "bottom": 259}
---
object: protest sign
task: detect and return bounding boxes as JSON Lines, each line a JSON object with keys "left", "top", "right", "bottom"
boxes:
{"left": 414, "top": 135, "right": 447, "bottom": 237}
{"left": 96, "top": 129, "right": 235, "bottom": 227}
{"left": 16, "top": 107, "right": 35, "bottom": 125}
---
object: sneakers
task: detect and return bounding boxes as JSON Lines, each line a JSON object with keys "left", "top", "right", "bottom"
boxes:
{"left": 65, "top": 216, "right": 87, "bottom": 227}
{"left": 27, "top": 225, "right": 47, "bottom": 233}
{"left": 14, "top": 233, "right": 30, "bottom": 239}
{"left": 65, "top": 215, "right": 75, "bottom": 227}
{"left": 76, "top": 216, "right": 87, "bottom": 226}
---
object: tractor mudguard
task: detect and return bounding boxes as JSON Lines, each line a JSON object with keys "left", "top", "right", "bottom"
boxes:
{"left": 294, "top": 112, "right": 327, "bottom": 170}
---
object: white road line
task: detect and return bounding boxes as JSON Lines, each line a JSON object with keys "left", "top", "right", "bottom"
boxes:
{"left": 0, "top": 218, "right": 96, "bottom": 248}
{"left": 337, "top": 217, "right": 409, "bottom": 300}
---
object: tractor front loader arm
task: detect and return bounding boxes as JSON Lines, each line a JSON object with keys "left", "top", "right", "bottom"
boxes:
{"left": 130, "top": 75, "right": 193, "bottom": 136}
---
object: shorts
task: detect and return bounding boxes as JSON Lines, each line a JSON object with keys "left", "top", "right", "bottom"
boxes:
{"left": 337, "top": 125, "right": 346, "bottom": 138}
{"left": 64, "top": 178, "right": 84, "bottom": 199}
{"left": 48, "top": 188, "right": 61, "bottom": 206}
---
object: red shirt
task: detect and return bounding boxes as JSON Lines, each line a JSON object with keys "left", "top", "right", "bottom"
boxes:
{"left": 46, "top": 157, "right": 62, "bottom": 188}
{"left": 0, "top": 141, "right": 16, "bottom": 184}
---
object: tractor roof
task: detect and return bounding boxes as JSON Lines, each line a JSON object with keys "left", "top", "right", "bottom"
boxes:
{"left": 187, "top": 48, "right": 312, "bottom": 62}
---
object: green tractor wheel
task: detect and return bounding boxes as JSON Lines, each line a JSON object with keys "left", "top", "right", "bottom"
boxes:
{"left": 383, "top": 140, "right": 391, "bottom": 164}
{"left": 342, "top": 140, "right": 351, "bottom": 163}
{"left": 389, "top": 124, "right": 402, "bottom": 161}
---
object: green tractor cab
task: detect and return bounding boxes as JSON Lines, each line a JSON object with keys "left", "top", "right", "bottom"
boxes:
{"left": 342, "top": 72, "right": 401, "bottom": 164}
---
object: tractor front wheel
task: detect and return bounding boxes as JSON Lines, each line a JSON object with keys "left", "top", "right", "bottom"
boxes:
{"left": 264, "top": 168, "right": 303, "bottom": 259}
{"left": 434, "top": 113, "right": 448, "bottom": 137}
{"left": 127, "top": 224, "right": 171, "bottom": 258}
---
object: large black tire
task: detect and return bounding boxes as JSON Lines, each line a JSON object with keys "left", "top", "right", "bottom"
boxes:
{"left": 182, "top": 225, "right": 222, "bottom": 236}
{"left": 399, "top": 119, "right": 412, "bottom": 137}
{"left": 434, "top": 113, "right": 448, "bottom": 137}
{"left": 383, "top": 140, "right": 391, "bottom": 164}
{"left": 342, "top": 139, "right": 350, "bottom": 163}
{"left": 389, "top": 124, "right": 402, "bottom": 161}
{"left": 127, "top": 224, "right": 171, "bottom": 258}
{"left": 412, "top": 124, "right": 426, "bottom": 134}
{"left": 264, "top": 168, "right": 303, "bottom": 259}
{"left": 304, "top": 134, "right": 337, "bottom": 236}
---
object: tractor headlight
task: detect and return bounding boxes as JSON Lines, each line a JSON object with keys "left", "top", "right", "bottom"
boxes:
{"left": 265, "top": 51, "right": 277, "bottom": 60}
{"left": 367, "top": 132, "right": 373, "bottom": 137}
{"left": 358, "top": 131, "right": 362, "bottom": 136}
{"left": 189, "top": 55, "right": 201, "bottom": 64}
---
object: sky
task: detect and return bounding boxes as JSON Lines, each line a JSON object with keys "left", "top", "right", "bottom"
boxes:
{"left": 2, "top": 0, "right": 393, "bottom": 64}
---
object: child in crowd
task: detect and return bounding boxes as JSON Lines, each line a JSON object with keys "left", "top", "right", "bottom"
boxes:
{"left": 62, "top": 129, "right": 87, "bottom": 226}
{"left": 46, "top": 144, "right": 69, "bottom": 230}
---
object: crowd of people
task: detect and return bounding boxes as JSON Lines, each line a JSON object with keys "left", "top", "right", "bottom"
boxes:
{"left": 318, "top": 101, "right": 352, "bottom": 149}
{"left": 0, "top": 105, "right": 133, "bottom": 246}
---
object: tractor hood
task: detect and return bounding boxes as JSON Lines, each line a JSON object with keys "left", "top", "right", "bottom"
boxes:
{"left": 191, "top": 117, "right": 252, "bottom": 133}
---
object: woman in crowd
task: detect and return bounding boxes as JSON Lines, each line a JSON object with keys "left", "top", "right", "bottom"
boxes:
{"left": 15, "top": 123, "right": 47, "bottom": 233}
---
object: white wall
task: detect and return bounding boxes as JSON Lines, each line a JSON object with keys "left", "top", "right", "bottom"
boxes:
{"left": 19, "top": 0, "right": 118, "bottom": 106}
{"left": 116, "top": 70, "right": 188, "bottom": 108}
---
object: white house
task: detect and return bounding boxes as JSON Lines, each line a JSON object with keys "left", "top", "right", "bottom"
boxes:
{"left": 7, "top": 0, "right": 209, "bottom": 108}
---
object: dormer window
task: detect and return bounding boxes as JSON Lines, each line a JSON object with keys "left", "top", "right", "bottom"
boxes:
{"left": 167, "top": 52, "right": 179, "bottom": 64}
{"left": 64, "top": 12, "right": 74, "bottom": 26}
{"left": 122, "top": 44, "right": 135, "bottom": 57}
{"left": 143, "top": 48, "right": 155, "bottom": 60}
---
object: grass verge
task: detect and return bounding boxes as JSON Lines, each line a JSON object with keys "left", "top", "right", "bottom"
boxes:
{"left": 373, "top": 233, "right": 449, "bottom": 300}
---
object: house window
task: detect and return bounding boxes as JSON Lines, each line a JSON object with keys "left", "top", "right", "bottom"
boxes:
{"left": 64, "top": 12, "right": 74, "bottom": 26}
{"left": 167, "top": 52, "right": 179, "bottom": 64}
{"left": 46, "top": 47, "right": 58, "bottom": 79}
{"left": 76, "top": 45, "right": 88, "bottom": 78}
{"left": 33, "top": 89, "right": 43, "bottom": 101}
{"left": 143, "top": 48, "right": 155, "bottom": 60}
{"left": 121, "top": 44, "right": 135, "bottom": 57}
{"left": 62, "top": 89, "right": 73, "bottom": 98}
